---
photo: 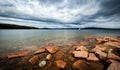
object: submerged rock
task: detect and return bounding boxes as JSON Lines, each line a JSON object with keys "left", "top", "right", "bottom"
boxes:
{"left": 75, "top": 46, "right": 88, "bottom": 51}
{"left": 55, "top": 60, "right": 67, "bottom": 69}
{"left": 72, "top": 51, "right": 88, "bottom": 58}
{"left": 87, "top": 53, "right": 99, "bottom": 61}
{"left": 29, "top": 55, "right": 39, "bottom": 65}
{"left": 34, "top": 48, "right": 46, "bottom": 54}
{"left": 46, "top": 54, "right": 52, "bottom": 60}
{"left": 45, "top": 46, "right": 58, "bottom": 54}
{"left": 39, "top": 60, "right": 47, "bottom": 68}
{"left": 107, "top": 60, "right": 120, "bottom": 70}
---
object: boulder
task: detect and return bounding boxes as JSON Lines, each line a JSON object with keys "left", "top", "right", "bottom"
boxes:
{"left": 55, "top": 60, "right": 67, "bottom": 69}
{"left": 34, "top": 48, "right": 46, "bottom": 54}
{"left": 72, "top": 51, "right": 88, "bottom": 58}
{"left": 72, "top": 60, "right": 89, "bottom": 70}
{"left": 45, "top": 46, "right": 58, "bottom": 54}
{"left": 46, "top": 54, "right": 52, "bottom": 60}
{"left": 7, "top": 50, "right": 31, "bottom": 59}
{"left": 29, "top": 55, "right": 39, "bottom": 65}
{"left": 87, "top": 53, "right": 99, "bottom": 61}
{"left": 75, "top": 46, "right": 88, "bottom": 51}
{"left": 107, "top": 60, "right": 120, "bottom": 70}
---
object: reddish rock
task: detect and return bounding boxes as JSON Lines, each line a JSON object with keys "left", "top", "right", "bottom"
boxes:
{"left": 107, "top": 60, "right": 120, "bottom": 70}
{"left": 55, "top": 60, "right": 67, "bottom": 69}
{"left": 108, "top": 53, "right": 120, "bottom": 60}
{"left": 34, "top": 48, "right": 46, "bottom": 54}
{"left": 104, "top": 36, "right": 120, "bottom": 42}
{"left": 72, "top": 60, "right": 89, "bottom": 70}
{"left": 72, "top": 51, "right": 88, "bottom": 58}
{"left": 46, "top": 54, "right": 52, "bottom": 60}
{"left": 75, "top": 46, "right": 88, "bottom": 51}
{"left": 87, "top": 53, "right": 99, "bottom": 61}
{"left": 95, "top": 51, "right": 107, "bottom": 60}
{"left": 54, "top": 51, "right": 64, "bottom": 60}
{"left": 45, "top": 46, "right": 58, "bottom": 54}
{"left": 7, "top": 50, "right": 31, "bottom": 59}
{"left": 68, "top": 56, "right": 75, "bottom": 61}
{"left": 29, "top": 55, "right": 39, "bottom": 65}
{"left": 90, "top": 45, "right": 105, "bottom": 53}
{"left": 84, "top": 36, "right": 95, "bottom": 39}
{"left": 104, "top": 42, "right": 120, "bottom": 48}
{"left": 79, "top": 41, "right": 88, "bottom": 45}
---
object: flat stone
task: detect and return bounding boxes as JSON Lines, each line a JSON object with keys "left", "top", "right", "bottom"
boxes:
{"left": 55, "top": 60, "right": 67, "bottom": 69}
{"left": 45, "top": 46, "right": 58, "bottom": 54}
{"left": 73, "top": 51, "right": 88, "bottom": 58}
{"left": 107, "top": 60, "right": 120, "bottom": 70}
{"left": 95, "top": 51, "right": 107, "bottom": 60}
{"left": 87, "top": 53, "right": 99, "bottom": 61}
{"left": 29, "top": 55, "right": 39, "bottom": 65}
{"left": 39, "top": 60, "right": 47, "bottom": 68}
{"left": 46, "top": 54, "right": 52, "bottom": 60}
{"left": 75, "top": 46, "right": 88, "bottom": 51}
{"left": 34, "top": 48, "right": 46, "bottom": 54}
{"left": 108, "top": 53, "right": 120, "bottom": 60}
{"left": 54, "top": 51, "right": 64, "bottom": 60}
{"left": 7, "top": 50, "right": 31, "bottom": 59}
{"left": 90, "top": 45, "right": 105, "bottom": 53}
{"left": 72, "top": 60, "right": 89, "bottom": 70}
{"left": 104, "top": 42, "right": 120, "bottom": 48}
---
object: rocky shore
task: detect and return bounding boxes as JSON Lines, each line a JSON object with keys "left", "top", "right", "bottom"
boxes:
{"left": 0, "top": 36, "right": 120, "bottom": 70}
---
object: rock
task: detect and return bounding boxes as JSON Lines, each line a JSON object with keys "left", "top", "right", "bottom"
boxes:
{"left": 55, "top": 60, "right": 67, "bottom": 69}
{"left": 45, "top": 46, "right": 58, "bottom": 54}
{"left": 7, "top": 50, "right": 31, "bottom": 59}
{"left": 75, "top": 46, "right": 88, "bottom": 51}
{"left": 90, "top": 45, "right": 105, "bottom": 53}
{"left": 54, "top": 51, "right": 64, "bottom": 60}
{"left": 95, "top": 51, "right": 107, "bottom": 60}
{"left": 108, "top": 53, "right": 120, "bottom": 60}
{"left": 87, "top": 53, "right": 99, "bottom": 61}
{"left": 104, "top": 42, "right": 120, "bottom": 48}
{"left": 107, "top": 60, "right": 120, "bottom": 70}
{"left": 84, "top": 36, "right": 95, "bottom": 39}
{"left": 29, "top": 55, "right": 39, "bottom": 65}
{"left": 104, "top": 36, "right": 120, "bottom": 42}
{"left": 68, "top": 56, "right": 75, "bottom": 61}
{"left": 34, "top": 48, "right": 46, "bottom": 54}
{"left": 46, "top": 54, "right": 52, "bottom": 60}
{"left": 80, "top": 41, "right": 88, "bottom": 45}
{"left": 39, "top": 60, "right": 47, "bottom": 68}
{"left": 72, "top": 51, "right": 88, "bottom": 58}
{"left": 72, "top": 60, "right": 89, "bottom": 70}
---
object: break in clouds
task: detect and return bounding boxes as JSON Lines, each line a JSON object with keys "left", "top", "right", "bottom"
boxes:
{"left": 0, "top": 0, "right": 120, "bottom": 28}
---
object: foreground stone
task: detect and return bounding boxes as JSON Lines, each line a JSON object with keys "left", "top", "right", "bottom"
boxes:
{"left": 79, "top": 41, "right": 88, "bottom": 45}
{"left": 7, "top": 50, "right": 31, "bottom": 59}
{"left": 72, "top": 60, "right": 89, "bottom": 70}
{"left": 87, "top": 53, "right": 99, "bottom": 61}
{"left": 104, "top": 42, "right": 120, "bottom": 48}
{"left": 45, "top": 46, "right": 58, "bottom": 54}
{"left": 29, "top": 55, "right": 39, "bottom": 65}
{"left": 55, "top": 60, "right": 67, "bottom": 69}
{"left": 75, "top": 46, "right": 88, "bottom": 51}
{"left": 108, "top": 53, "right": 120, "bottom": 60}
{"left": 39, "top": 60, "right": 47, "bottom": 68}
{"left": 46, "top": 54, "right": 52, "bottom": 60}
{"left": 107, "top": 60, "right": 120, "bottom": 70}
{"left": 34, "top": 48, "right": 46, "bottom": 54}
{"left": 95, "top": 51, "right": 107, "bottom": 60}
{"left": 73, "top": 51, "right": 88, "bottom": 58}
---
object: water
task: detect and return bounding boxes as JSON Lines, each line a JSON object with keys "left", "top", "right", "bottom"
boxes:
{"left": 0, "top": 30, "right": 120, "bottom": 55}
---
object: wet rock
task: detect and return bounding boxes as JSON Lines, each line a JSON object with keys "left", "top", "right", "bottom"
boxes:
{"left": 79, "top": 41, "right": 88, "bottom": 45}
{"left": 34, "top": 48, "right": 46, "bottom": 54}
{"left": 29, "top": 55, "right": 39, "bottom": 65}
{"left": 68, "top": 56, "right": 75, "bottom": 61}
{"left": 46, "top": 54, "right": 52, "bottom": 60}
{"left": 39, "top": 60, "right": 47, "bottom": 68}
{"left": 95, "top": 51, "right": 107, "bottom": 60}
{"left": 72, "top": 51, "right": 88, "bottom": 58}
{"left": 87, "top": 53, "right": 99, "bottom": 61}
{"left": 54, "top": 51, "right": 64, "bottom": 60}
{"left": 7, "top": 50, "right": 31, "bottom": 59}
{"left": 108, "top": 53, "right": 120, "bottom": 60}
{"left": 104, "top": 36, "right": 120, "bottom": 42}
{"left": 84, "top": 36, "right": 95, "bottom": 39}
{"left": 55, "top": 60, "right": 67, "bottom": 69}
{"left": 90, "top": 45, "right": 105, "bottom": 53}
{"left": 107, "top": 60, "right": 120, "bottom": 70}
{"left": 45, "top": 46, "right": 58, "bottom": 54}
{"left": 75, "top": 46, "right": 88, "bottom": 51}
{"left": 72, "top": 60, "right": 89, "bottom": 70}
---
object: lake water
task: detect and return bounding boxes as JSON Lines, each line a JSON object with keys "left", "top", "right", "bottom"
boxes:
{"left": 0, "top": 30, "right": 120, "bottom": 55}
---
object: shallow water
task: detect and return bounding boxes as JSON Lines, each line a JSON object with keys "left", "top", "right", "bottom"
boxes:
{"left": 0, "top": 29, "right": 120, "bottom": 54}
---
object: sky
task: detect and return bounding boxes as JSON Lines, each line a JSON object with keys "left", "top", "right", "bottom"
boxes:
{"left": 0, "top": 0, "right": 120, "bottom": 28}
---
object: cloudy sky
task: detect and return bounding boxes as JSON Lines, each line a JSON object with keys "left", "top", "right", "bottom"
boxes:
{"left": 0, "top": 0, "right": 120, "bottom": 28}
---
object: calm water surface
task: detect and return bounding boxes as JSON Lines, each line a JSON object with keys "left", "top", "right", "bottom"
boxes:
{"left": 0, "top": 30, "right": 120, "bottom": 54}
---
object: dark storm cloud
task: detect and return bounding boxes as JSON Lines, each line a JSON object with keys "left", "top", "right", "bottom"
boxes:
{"left": 0, "top": 0, "right": 120, "bottom": 28}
